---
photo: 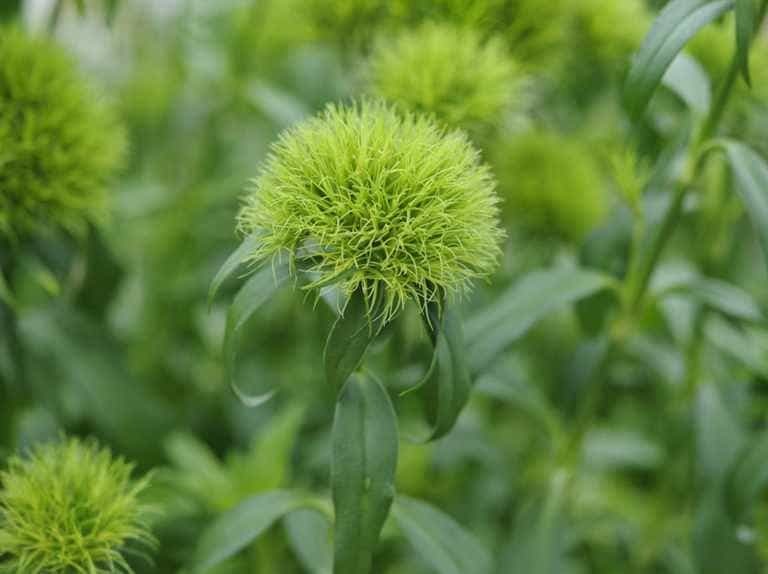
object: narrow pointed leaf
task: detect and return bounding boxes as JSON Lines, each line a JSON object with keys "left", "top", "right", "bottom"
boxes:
{"left": 392, "top": 495, "right": 492, "bottom": 574}
{"left": 284, "top": 509, "right": 333, "bottom": 574}
{"left": 662, "top": 53, "right": 712, "bottom": 113}
{"left": 332, "top": 374, "right": 398, "bottom": 574}
{"left": 735, "top": 0, "right": 755, "bottom": 84}
{"left": 224, "top": 262, "right": 289, "bottom": 407}
{"left": 725, "top": 427, "right": 768, "bottom": 521}
{"left": 193, "top": 490, "right": 307, "bottom": 572}
{"left": 324, "top": 290, "right": 381, "bottom": 389}
{"left": 721, "top": 141, "right": 768, "bottom": 271}
{"left": 624, "top": 0, "right": 734, "bottom": 118}
{"left": 208, "top": 234, "right": 261, "bottom": 307}
{"left": 466, "top": 267, "right": 612, "bottom": 372}
{"left": 421, "top": 305, "right": 473, "bottom": 441}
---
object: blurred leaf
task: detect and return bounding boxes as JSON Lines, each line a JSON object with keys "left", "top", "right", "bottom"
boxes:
{"left": 284, "top": 508, "right": 333, "bottom": 574}
{"left": 466, "top": 267, "right": 612, "bottom": 371}
{"left": 583, "top": 428, "right": 664, "bottom": 471}
{"left": 735, "top": 0, "right": 755, "bottom": 84}
{"left": 704, "top": 315, "right": 768, "bottom": 375}
{"left": 420, "top": 304, "right": 472, "bottom": 441}
{"left": 224, "top": 262, "right": 290, "bottom": 407}
{"left": 725, "top": 427, "right": 768, "bottom": 521}
{"left": 662, "top": 53, "right": 712, "bottom": 113}
{"left": 720, "top": 141, "right": 768, "bottom": 272}
{"left": 193, "top": 490, "right": 307, "bottom": 572}
{"left": 658, "top": 274, "right": 763, "bottom": 322}
{"left": 624, "top": 0, "right": 734, "bottom": 118}
{"left": 392, "top": 495, "right": 492, "bottom": 574}
{"left": 332, "top": 374, "right": 398, "bottom": 574}
{"left": 208, "top": 234, "right": 260, "bottom": 307}
{"left": 696, "top": 382, "right": 745, "bottom": 487}
{"left": 165, "top": 433, "right": 230, "bottom": 494}
{"left": 324, "top": 290, "right": 381, "bottom": 390}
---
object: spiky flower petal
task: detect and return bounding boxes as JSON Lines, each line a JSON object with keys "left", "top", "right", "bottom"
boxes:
{"left": 369, "top": 23, "right": 519, "bottom": 130}
{"left": 0, "top": 438, "right": 154, "bottom": 573}
{"left": 0, "top": 27, "right": 124, "bottom": 241}
{"left": 238, "top": 100, "right": 503, "bottom": 322}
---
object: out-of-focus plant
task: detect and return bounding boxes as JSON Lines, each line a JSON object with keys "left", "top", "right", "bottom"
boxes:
{"left": 0, "top": 437, "right": 154, "bottom": 573}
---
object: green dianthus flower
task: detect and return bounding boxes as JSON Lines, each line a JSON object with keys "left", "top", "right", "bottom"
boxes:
{"left": 237, "top": 100, "right": 503, "bottom": 323}
{"left": 0, "top": 27, "right": 125, "bottom": 241}
{"left": 368, "top": 23, "right": 520, "bottom": 131}
{"left": 0, "top": 438, "right": 154, "bottom": 573}
{"left": 492, "top": 130, "right": 607, "bottom": 241}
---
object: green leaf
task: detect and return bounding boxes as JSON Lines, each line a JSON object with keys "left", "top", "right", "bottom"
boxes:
{"left": 466, "top": 267, "right": 612, "bottom": 371}
{"left": 284, "top": 508, "right": 333, "bottom": 574}
{"left": 332, "top": 374, "right": 398, "bottom": 574}
{"left": 324, "top": 290, "right": 381, "bottom": 390}
{"left": 208, "top": 234, "right": 260, "bottom": 307}
{"left": 624, "top": 0, "right": 734, "bottom": 118}
{"left": 720, "top": 141, "right": 768, "bottom": 271}
{"left": 419, "top": 304, "right": 473, "bottom": 441}
{"left": 392, "top": 495, "right": 492, "bottom": 574}
{"left": 662, "top": 53, "right": 712, "bottom": 114}
{"left": 735, "top": 0, "right": 755, "bottom": 84}
{"left": 704, "top": 315, "right": 768, "bottom": 375}
{"left": 725, "top": 427, "right": 768, "bottom": 521}
{"left": 224, "top": 263, "right": 289, "bottom": 407}
{"left": 193, "top": 490, "right": 307, "bottom": 572}
{"left": 658, "top": 274, "right": 763, "bottom": 322}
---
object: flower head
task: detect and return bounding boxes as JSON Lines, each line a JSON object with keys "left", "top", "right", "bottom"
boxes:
{"left": 492, "top": 130, "right": 607, "bottom": 241}
{"left": 369, "top": 23, "right": 519, "bottom": 130}
{"left": 238, "top": 100, "right": 503, "bottom": 323}
{"left": 0, "top": 438, "right": 154, "bottom": 573}
{"left": 0, "top": 27, "right": 125, "bottom": 241}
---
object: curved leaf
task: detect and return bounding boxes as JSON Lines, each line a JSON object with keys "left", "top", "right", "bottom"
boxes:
{"left": 725, "top": 428, "right": 768, "bottom": 521}
{"left": 466, "top": 267, "right": 612, "bottom": 372}
{"left": 720, "top": 141, "right": 768, "bottom": 271}
{"left": 208, "top": 234, "right": 261, "bottom": 307}
{"left": 420, "top": 304, "right": 472, "bottom": 441}
{"left": 284, "top": 508, "right": 333, "bottom": 574}
{"left": 193, "top": 490, "right": 307, "bottom": 572}
{"left": 624, "top": 0, "right": 734, "bottom": 118}
{"left": 224, "top": 262, "right": 290, "bottom": 407}
{"left": 662, "top": 53, "right": 712, "bottom": 114}
{"left": 324, "top": 290, "right": 382, "bottom": 390}
{"left": 392, "top": 495, "right": 492, "bottom": 574}
{"left": 332, "top": 374, "right": 398, "bottom": 574}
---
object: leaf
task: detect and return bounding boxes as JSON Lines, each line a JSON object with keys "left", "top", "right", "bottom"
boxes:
{"left": 735, "top": 0, "right": 755, "bottom": 84}
{"left": 465, "top": 267, "right": 612, "bottom": 372}
{"left": 324, "top": 290, "right": 381, "bottom": 390}
{"left": 696, "top": 382, "right": 746, "bottom": 487}
{"left": 725, "top": 427, "right": 768, "bottom": 521}
{"left": 392, "top": 495, "right": 492, "bottom": 574}
{"left": 224, "top": 262, "right": 289, "bottom": 407}
{"left": 658, "top": 273, "right": 763, "bottom": 322}
{"left": 208, "top": 234, "right": 261, "bottom": 307}
{"left": 332, "top": 374, "right": 398, "bottom": 574}
{"left": 284, "top": 508, "right": 333, "bottom": 574}
{"left": 419, "top": 304, "right": 473, "bottom": 441}
{"left": 193, "top": 490, "right": 307, "bottom": 572}
{"left": 624, "top": 0, "right": 734, "bottom": 118}
{"left": 720, "top": 141, "right": 768, "bottom": 271}
{"left": 662, "top": 53, "right": 712, "bottom": 114}
{"left": 704, "top": 315, "right": 768, "bottom": 375}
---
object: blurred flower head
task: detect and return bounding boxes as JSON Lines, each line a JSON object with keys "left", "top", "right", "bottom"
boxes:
{"left": 0, "top": 438, "right": 153, "bottom": 573}
{"left": 0, "top": 27, "right": 125, "bottom": 242}
{"left": 492, "top": 130, "right": 608, "bottom": 241}
{"left": 238, "top": 100, "right": 503, "bottom": 322}
{"left": 368, "top": 22, "right": 520, "bottom": 131}
{"left": 572, "top": 0, "right": 650, "bottom": 65}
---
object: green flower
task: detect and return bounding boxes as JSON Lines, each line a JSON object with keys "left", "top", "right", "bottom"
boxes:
{"left": 0, "top": 27, "right": 125, "bottom": 241}
{"left": 0, "top": 438, "right": 154, "bottom": 573}
{"left": 573, "top": 0, "right": 649, "bottom": 65}
{"left": 492, "top": 130, "right": 607, "bottom": 241}
{"left": 238, "top": 100, "right": 503, "bottom": 323}
{"left": 368, "top": 23, "right": 520, "bottom": 131}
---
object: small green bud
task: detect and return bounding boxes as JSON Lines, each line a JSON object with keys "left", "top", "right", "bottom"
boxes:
{"left": 238, "top": 100, "right": 504, "bottom": 323}
{"left": 492, "top": 130, "right": 608, "bottom": 241}
{"left": 0, "top": 438, "right": 154, "bottom": 573}
{"left": 0, "top": 27, "right": 125, "bottom": 241}
{"left": 368, "top": 23, "right": 520, "bottom": 130}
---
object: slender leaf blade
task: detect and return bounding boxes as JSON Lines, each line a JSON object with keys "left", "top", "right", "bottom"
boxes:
{"left": 725, "top": 427, "right": 768, "bottom": 521}
{"left": 224, "top": 262, "right": 289, "bottom": 407}
{"left": 735, "top": 0, "right": 755, "bottom": 84}
{"left": 392, "top": 495, "right": 492, "bottom": 574}
{"left": 332, "top": 374, "right": 398, "bottom": 574}
{"left": 193, "top": 490, "right": 306, "bottom": 572}
{"left": 208, "top": 234, "right": 261, "bottom": 307}
{"left": 624, "top": 0, "right": 734, "bottom": 118}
